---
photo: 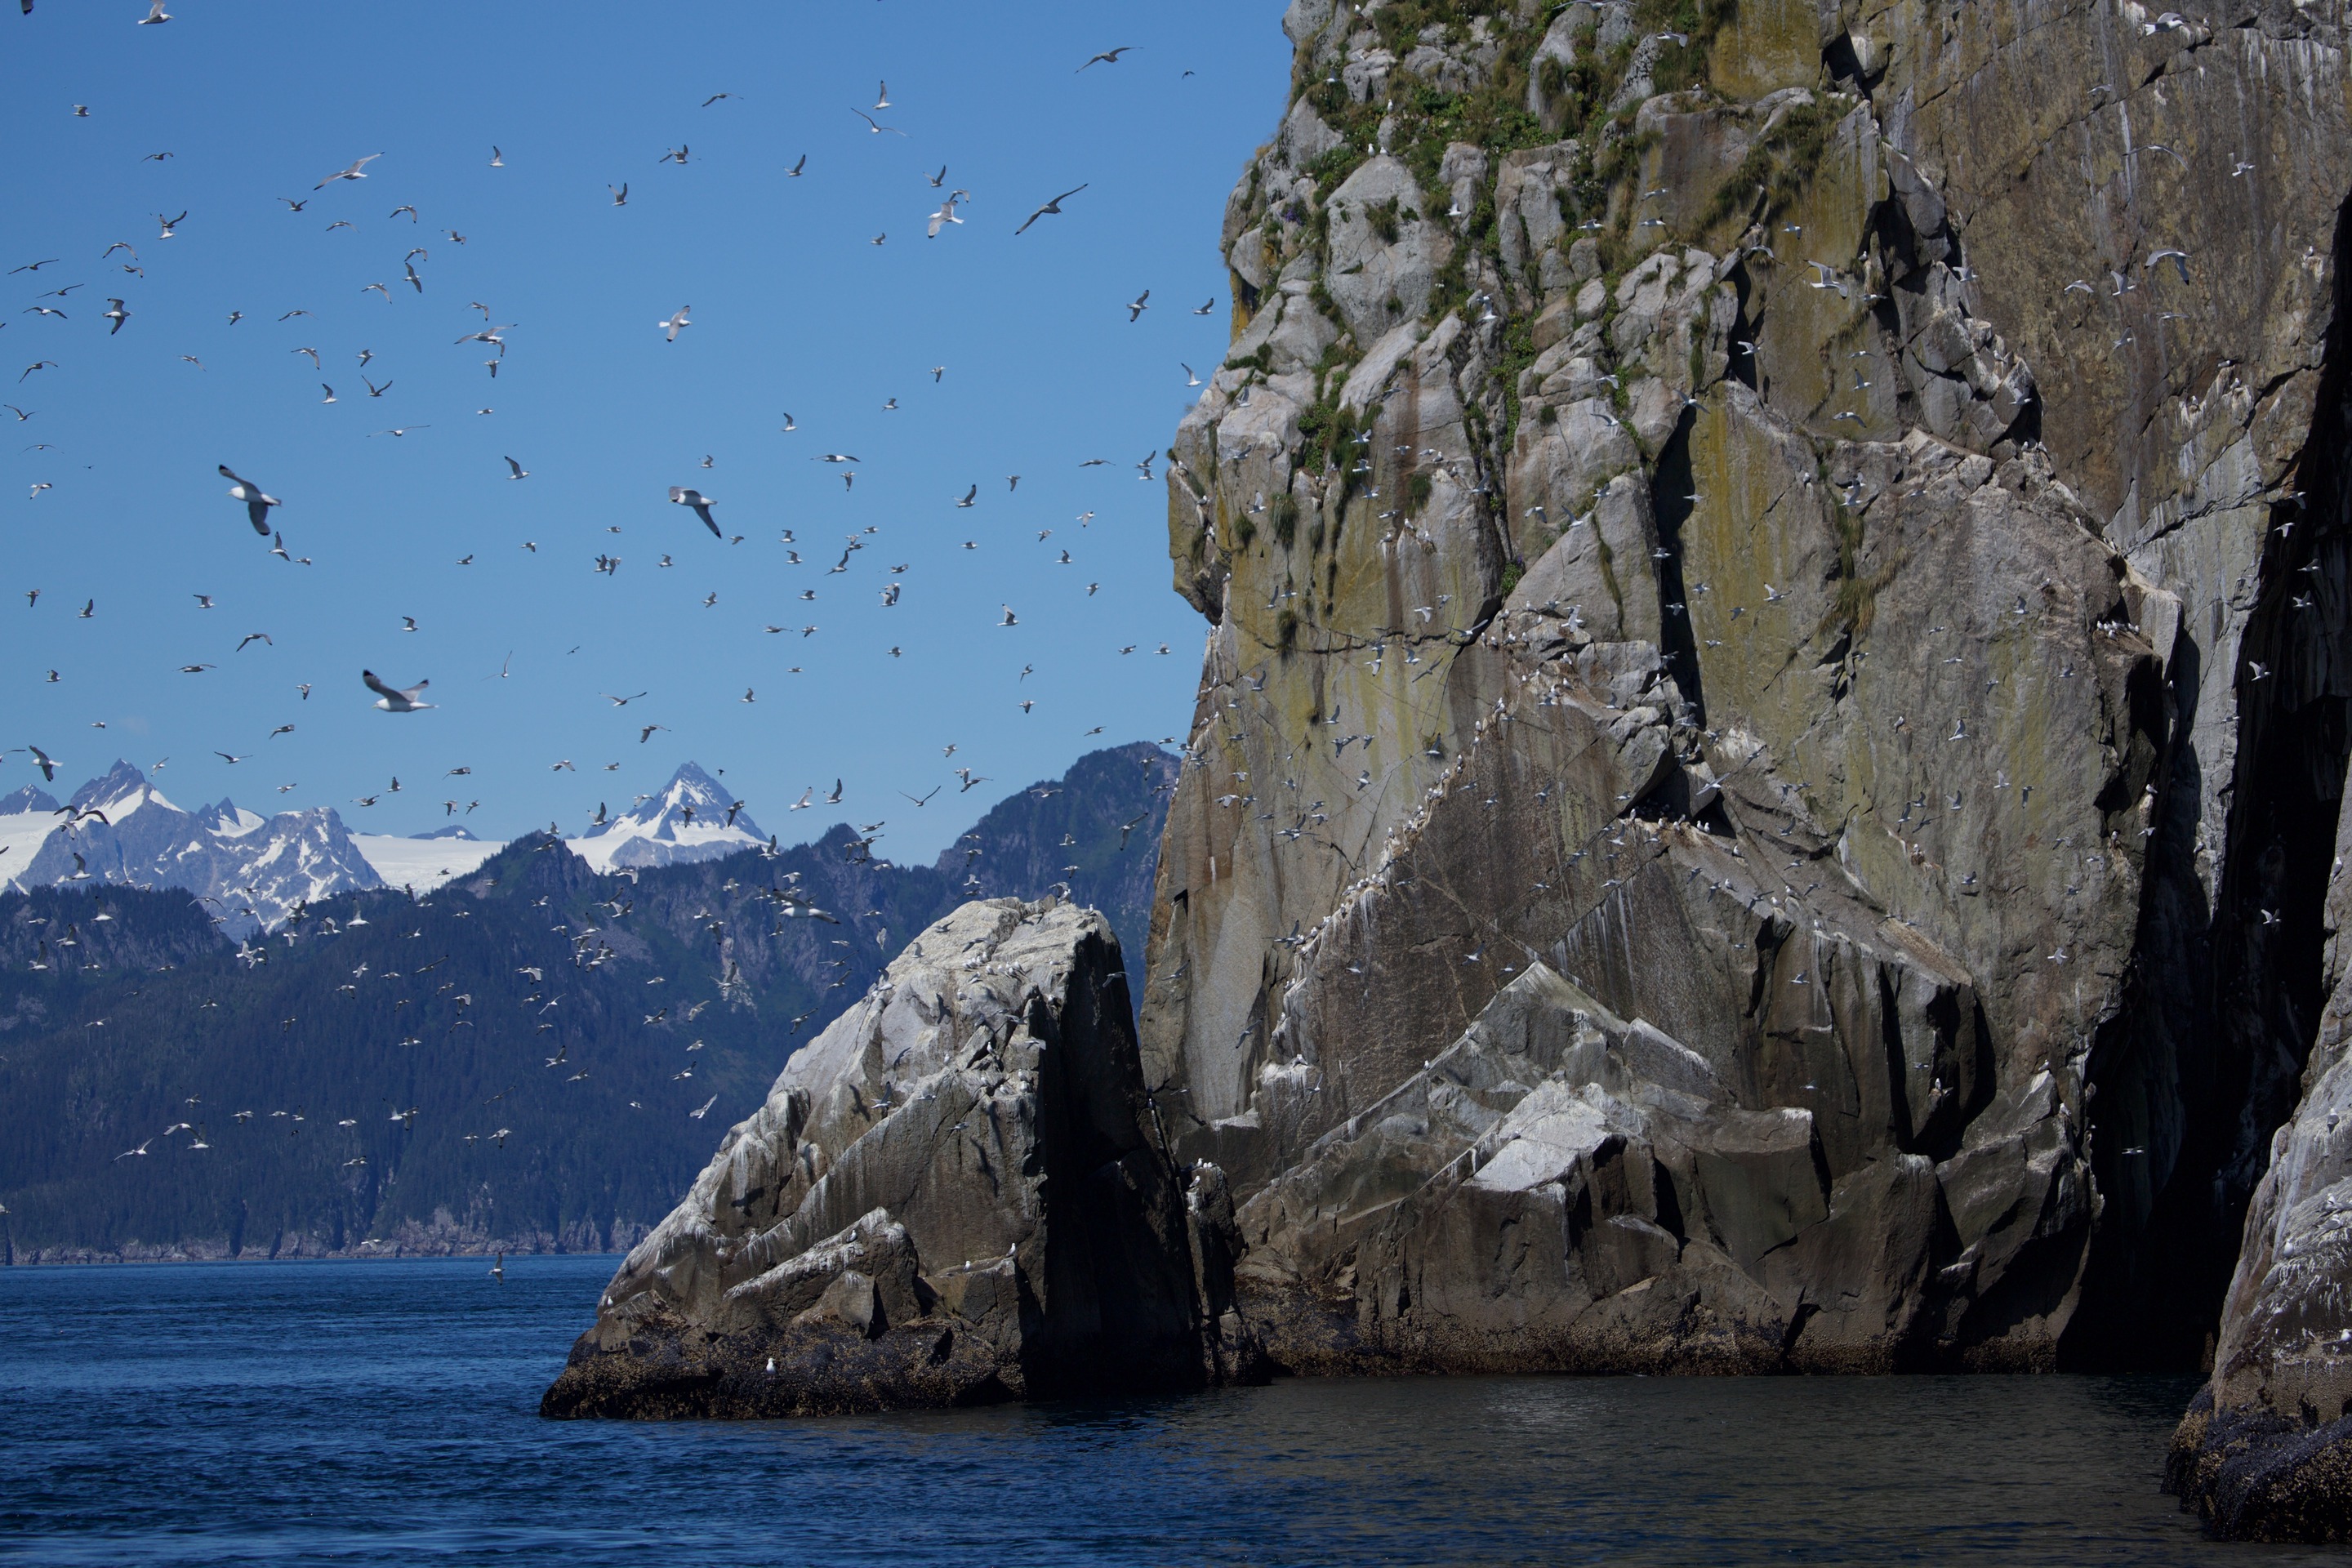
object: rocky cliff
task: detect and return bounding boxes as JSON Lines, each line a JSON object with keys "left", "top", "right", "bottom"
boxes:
{"left": 1131, "top": 0, "right": 2352, "bottom": 1538}
{"left": 541, "top": 898, "right": 1253, "bottom": 1418}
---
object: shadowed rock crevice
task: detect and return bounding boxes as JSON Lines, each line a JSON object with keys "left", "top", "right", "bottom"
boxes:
{"left": 1648, "top": 403, "right": 1709, "bottom": 726}
{"left": 2165, "top": 192, "right": 2352, "bottom": 1540}
{"left": 2076, "top": 191, "right": 2352, "bottom": 1378}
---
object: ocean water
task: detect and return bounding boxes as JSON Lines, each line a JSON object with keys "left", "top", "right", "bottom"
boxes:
{"left": 0, "top": 1254, "right": 2323, "bottom": 1566}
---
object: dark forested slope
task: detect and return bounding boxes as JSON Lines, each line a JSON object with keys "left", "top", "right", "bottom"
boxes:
{"left": 0, "top": 745, "right": 1174, "bottom": 1260}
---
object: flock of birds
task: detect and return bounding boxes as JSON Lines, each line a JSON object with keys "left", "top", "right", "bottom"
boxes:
{"left": 7, "top": 14, "right": 1222, "bottom": 835}
{"left": 69, "top": 879, "right": 790, "bottom": 1169}
{"left": 5, "top": 7, "right": 1230, "bottom": 1187}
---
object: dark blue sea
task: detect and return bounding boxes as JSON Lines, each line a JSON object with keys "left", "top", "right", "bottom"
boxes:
{"left": 0, "top": 1254, "right": 2323, "bottom": 1565}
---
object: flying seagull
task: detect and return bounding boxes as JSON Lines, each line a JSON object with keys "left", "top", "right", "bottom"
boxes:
{"left": 314, "top": 154, "right": 381, "bottom": 190}
{"left": 928, "top": 190, "right": 969, "bottom": 238}
{"left": 217, "top": 465, "right": 281, "bottom": 535}
{"left": 1016, "top": 185, "right": 1088, "bottom": 235}
{"left": 362, "top": 670, "right": 434, "bottom": 713}
{"left": 657, "top": 305, "right": 691, "bottom": 341}
{"left": 1078, "top": 46, "right": 1134, "bottom": 70}
{"left": 668, "top": 487, "right": 719, "bottom": 536}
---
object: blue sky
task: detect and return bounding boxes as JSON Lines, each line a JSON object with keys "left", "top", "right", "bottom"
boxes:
{"left": 0, "top": 1, "right": 1290, "bottom": 858}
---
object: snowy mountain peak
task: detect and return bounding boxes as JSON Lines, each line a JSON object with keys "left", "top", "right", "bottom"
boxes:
{"left": 194, "top": 798, "right": 267, "bottom": 838}
{"left": 637, "top": 760, "right": 739, "bottom": 821}
{"left": 5, "top": 764, "right": 381, "bottom": 934}
{"left": 569, "top": 762, "right": 768, "bottom": 872}
{"left": 0, "top": 785, "right": 60, "bottom": 816}
{"left": 69, "top": 760, "right": 175, "bottom": 822}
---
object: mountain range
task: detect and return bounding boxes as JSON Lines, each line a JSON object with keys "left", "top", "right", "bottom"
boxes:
{"left": 3, "top": 758, "right": 889, "bottom": 936}
{"left": 0, "top": 742, "right": 1176, "bottom": 1262}
{"left": 1, "top": 763, "right": 387, "bottom": 938}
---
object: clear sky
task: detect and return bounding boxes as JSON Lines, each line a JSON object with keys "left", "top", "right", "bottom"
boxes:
{"left": 0, "top": 1, "right": 1291, "bottom": 859}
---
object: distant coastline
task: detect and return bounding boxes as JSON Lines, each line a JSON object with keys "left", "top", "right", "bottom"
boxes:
{"left": 2, "top": 1227, "right": 643, "bottom": 1267}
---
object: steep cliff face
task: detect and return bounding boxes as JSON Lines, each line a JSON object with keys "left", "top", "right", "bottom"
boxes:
{"left": 2167, "top": 227, "right": 2352, "bottom": 1541}
{"left": 542, "top": 898, "right": 1253, "bottom": 1419}
{"left": 1139, "top": 0, "right": 2351, "bottom": 1515}
{"left": 2168, "top": 748, "right": 2352, "bottom": 1539}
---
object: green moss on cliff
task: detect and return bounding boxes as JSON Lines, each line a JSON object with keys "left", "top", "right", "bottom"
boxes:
{"left": 1824, "top": 495, "right": 1892, "bottom": 639}
{"left": 1272, "top": 492, "right": 1301, "bottom": 548}
{"left": 1703, "top": 96, "right": 1831, "bottom": 234}
{"left": 1637, "top": 0, "right": 1743, "bottom": 93}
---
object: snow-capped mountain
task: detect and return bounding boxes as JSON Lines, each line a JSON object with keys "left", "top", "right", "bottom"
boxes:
{"left": 0, "top": 761, "right": 386, "bottom": 935}
{"left": 568, "top": 762, "right": 767, "bottom": 871}
{"left": 2, "top": 759, "right": 771, "bottom": 929}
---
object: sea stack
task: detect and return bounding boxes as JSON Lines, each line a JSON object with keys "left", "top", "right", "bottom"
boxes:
{"left": 542, "top": 898, "right": 1256, "bottom": 1418}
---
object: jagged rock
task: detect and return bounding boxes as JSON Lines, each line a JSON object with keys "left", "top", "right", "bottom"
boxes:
{"left": 1230, "top": 963, "right": 1913, "bottom": 1374}
{"left": 1324, "top": 157, "right": 1449, "bottom": 342}
{"left": 1494, "top": 142, "right": 1581, "bottom": 300}
{"left": 542, "top": 898, "right": 1257, "bottom": 1418}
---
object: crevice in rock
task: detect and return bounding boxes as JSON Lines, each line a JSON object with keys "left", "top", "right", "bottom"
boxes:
{"left": 1724, "top": 260, "right": 1760, "bottom": 392}
{"left": 1821, "top": 33, "right": 1880, "bottom": 102}
{"left": 2066, "top": 193, "right": 2352, "bottom": 1373}
{"left": 1649, "top": 401, "right": 1708, "bottom": 727}
{"left": 1879, "top": 967, "right": 1918, "bottom": 1150}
